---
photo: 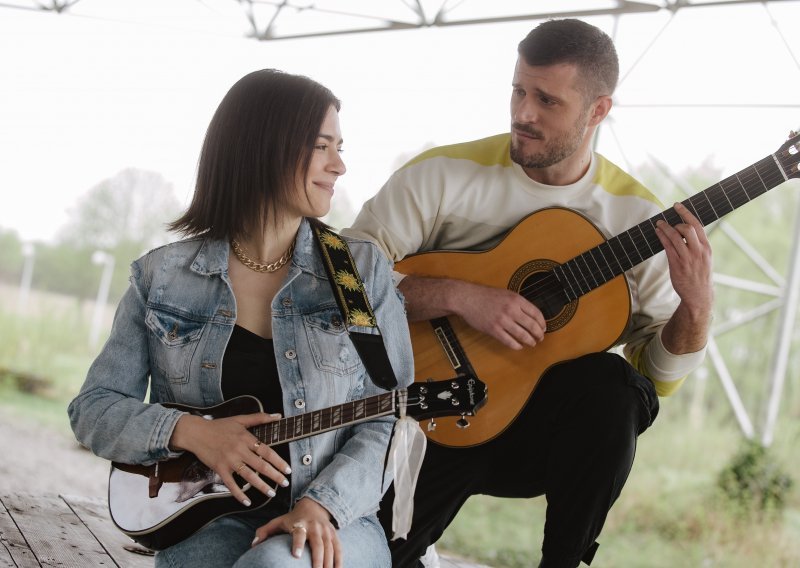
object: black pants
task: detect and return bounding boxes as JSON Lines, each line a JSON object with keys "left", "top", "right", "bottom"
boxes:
{"left": 378, "top": 352, "right": 660, "bottom": 568}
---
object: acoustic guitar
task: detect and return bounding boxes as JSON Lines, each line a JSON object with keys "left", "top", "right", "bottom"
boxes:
{"left": 397, "top": 132, "right": 800, "bottom": 448}
{"left": 108, "top": 375, "right": 486, "bottom": 550}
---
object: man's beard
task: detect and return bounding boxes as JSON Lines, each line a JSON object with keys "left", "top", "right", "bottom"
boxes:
{"left": 510, "top": 114, "right": 589, "bottom": 169}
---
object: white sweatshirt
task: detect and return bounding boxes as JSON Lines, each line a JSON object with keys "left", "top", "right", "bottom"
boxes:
{"left": 345, "top": 133, "right": 706, "bottom": 395}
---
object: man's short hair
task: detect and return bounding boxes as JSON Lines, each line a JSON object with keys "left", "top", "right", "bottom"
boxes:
{"left": 518, "top": 19, "right": 619, "bottom": 101}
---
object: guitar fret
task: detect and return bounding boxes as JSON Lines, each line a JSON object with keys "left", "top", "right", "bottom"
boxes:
{"left": 579, "top": 253, "right": 599, "bottom": 288}
{"left": 731, "top": 174, "right": 759, "bottom": 200}
{"left": 684, "top": 198, "right": 701, "bottom": 220}
{"left": 554, "top": 264, "right": 577, "bottom": 301}
{"left": 720, "top": 176, "right": 749, "bottom": 208}
{"left": 564, "top": 260, "right": 586, "bottom": 295}
{"left": 620, "top": 230, "right": 644, "bottom": 265}
{"left": 588, "top": 247, "right": 612, "bottom": 283}
{"left": 608, "top": 237, "right": 633, "bottom": 273}
{"left": 702, "top": 190, "right": 721, "bottom": 222}
{"left": 599, "top": 241, "right": 622, "bottom": 276}
{"left": 719, "top": 181, "right": 736, "bottom": 212}
{"left": 636, "top": 224, "right": 655, "bottom": 257}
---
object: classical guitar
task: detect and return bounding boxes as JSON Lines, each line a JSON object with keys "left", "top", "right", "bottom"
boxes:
{"left": 397, "top": 132, "right": 800, "bottom": 448}
{"left": 108, "top": 375, "right": 486, "bottom": 550}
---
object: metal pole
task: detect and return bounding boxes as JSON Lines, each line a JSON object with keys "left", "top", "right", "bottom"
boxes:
{"left": 89, "top": 251, "right": 115, "bottom": 348}
{"left": 762, "top": 192, "right": 800, "bottom": 446}
{"left": 17, "top": 243, "right": 35, "bottom": 315}
{"left": 706, "top": 337, "right": 755, "bottom": 439}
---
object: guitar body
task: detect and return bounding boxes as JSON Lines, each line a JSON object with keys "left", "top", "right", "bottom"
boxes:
{"left": 109, "top": 396, "right": 274, "bottom": 551}
{"left": 397, "top": 208, "right": 632, "bottom": 447}
{"left": 107, "top": 377, "right": 487, "bottom": 550}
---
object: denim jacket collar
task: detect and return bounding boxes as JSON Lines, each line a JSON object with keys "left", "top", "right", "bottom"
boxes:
{"left": 189, "top": 218, "right": 326, "bottom": 280}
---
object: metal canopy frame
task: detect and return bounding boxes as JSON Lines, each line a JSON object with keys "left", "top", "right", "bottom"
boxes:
{"left": 3, "top": 0, "right": 799, "bottom": 445}
{"left": 1, "top": 0, "right": 797, "bottom": 40}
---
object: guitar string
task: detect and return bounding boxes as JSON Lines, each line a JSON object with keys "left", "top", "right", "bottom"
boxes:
{"left": 430, "top": 154, "right": 793, "bottom": 338}
{"left": 514, "top": 158, "right": 785, "bottom": 307}
{"left": 255, "top": 394, "right": 392, "bottom": 443}
{"left": 530, "top": 161, "right": 784, "bottom": 303}
{"left": 251, "top": 394, "right": 431, "bottom": 444}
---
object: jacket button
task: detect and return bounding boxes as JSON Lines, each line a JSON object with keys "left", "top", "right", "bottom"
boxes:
{"left": 302, "top": 454, "right": 313, "bottom": 465}
{"left": 282, "top": 297, "right": 293, "bottom": 307}
{"left": 294, "top": 399, "right": 306, "bottom": 409}
{"left": 284, "top": 350, "right": 297, "bottom": 360}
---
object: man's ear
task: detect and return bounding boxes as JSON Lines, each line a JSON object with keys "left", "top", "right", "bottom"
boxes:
{"left": 588, "top": 95, "right": 613, "bottom": 126}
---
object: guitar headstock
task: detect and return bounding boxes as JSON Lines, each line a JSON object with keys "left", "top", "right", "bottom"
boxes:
{"left": 777, "top": 129, "right": 800, "bottom": 180}
{"left": 404, "top": 375, "right": 487, "bottom": 421}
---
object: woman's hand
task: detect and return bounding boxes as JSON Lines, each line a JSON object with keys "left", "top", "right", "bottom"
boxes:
{"left": 168, "top": 412, "right": 291, "bottom": 505}
{"left": 251, "top": 498, "right": 342, "bottom": 568}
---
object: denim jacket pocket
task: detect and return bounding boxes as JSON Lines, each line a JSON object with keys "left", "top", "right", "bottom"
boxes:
{"left": 145, "top": 309, "right": 204, "bottom": 385}
{"left": 303, "top": 309, "right": 361, "bottom": 376}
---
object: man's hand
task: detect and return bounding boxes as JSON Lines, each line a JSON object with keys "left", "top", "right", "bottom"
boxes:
{"left": 655, "top": 202, "right": 714, "bottom": 353}
{"left": 399, "top": 275, "right": 546, "bottom": 350}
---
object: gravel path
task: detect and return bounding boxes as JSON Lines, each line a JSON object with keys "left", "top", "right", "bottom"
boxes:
{"left": 0, "top": 412, "right": 109, "bottom": 499}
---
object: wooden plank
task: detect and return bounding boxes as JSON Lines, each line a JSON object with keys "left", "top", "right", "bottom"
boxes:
{"left": 0, "top": 496, "right": 41, "bottom": 568}
{"left": 1, "top": 493, "right": 114, "bottom": 567}
{"left": 61, "top": 495, "right": 154, "bottom": 568}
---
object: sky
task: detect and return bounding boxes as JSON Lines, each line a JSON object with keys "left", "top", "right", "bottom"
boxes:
{"left": 1, "top": 0, "right": 800, "bottom": 243}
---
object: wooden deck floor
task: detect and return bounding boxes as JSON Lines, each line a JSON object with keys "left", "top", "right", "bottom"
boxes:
{"left": 0, "top": 493, "right": 490, "bottom": 567}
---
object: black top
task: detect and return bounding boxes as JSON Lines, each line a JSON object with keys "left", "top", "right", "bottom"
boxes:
{"left": 222, "top": 324, "right": 290, "bottom": 511}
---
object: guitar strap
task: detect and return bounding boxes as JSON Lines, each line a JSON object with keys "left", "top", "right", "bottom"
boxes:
{"left": 310, "top": 223, "right": 398, "bottom": 390}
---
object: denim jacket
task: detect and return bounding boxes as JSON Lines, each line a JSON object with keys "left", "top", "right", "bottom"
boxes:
{"left": 68, "top": 219, "right": 414, "bottom": 528}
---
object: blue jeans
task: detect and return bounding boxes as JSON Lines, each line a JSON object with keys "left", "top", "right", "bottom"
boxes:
{"left": 156, "top": 509, "right": 390, "bottom": 568}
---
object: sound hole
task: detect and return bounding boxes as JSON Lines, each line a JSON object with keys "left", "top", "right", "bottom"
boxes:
{"left": 508, "top": 260, "right": 577, "bottom": 332}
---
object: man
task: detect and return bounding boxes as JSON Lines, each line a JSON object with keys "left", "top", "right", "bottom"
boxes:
{"left": 344, "top": 18, "right": 713, "bottom": 568}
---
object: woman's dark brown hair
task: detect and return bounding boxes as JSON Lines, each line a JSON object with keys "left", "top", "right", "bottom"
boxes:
{"left": 169, "top": 69, "right": 341, "bottom": 240}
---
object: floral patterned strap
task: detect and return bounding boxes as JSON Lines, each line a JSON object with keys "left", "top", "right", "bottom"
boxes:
{"left": 311, "top": 224, "right": 398, "bottom": 389}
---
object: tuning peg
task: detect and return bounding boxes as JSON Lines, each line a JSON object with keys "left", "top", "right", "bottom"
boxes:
{"left": 456, "top": 417, "right": 470, "bottom": 429}
{"left": 427, "top": 418, "right": 437, "bottom": 432}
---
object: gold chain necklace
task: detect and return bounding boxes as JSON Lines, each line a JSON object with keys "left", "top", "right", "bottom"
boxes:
{"left": 230, "top": 239, "right": 295, "bottom": 273}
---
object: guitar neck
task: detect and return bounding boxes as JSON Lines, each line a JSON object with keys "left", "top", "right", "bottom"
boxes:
{"left": 552, "top": 152, "right": 791, "bottom": 302}
{"left": 250, "top": 391, "right": 398, "bottom": 446}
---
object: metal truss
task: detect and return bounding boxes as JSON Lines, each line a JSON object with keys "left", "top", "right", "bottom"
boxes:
{"left": 1, "top": 0, "right": 798, "bottom": 41}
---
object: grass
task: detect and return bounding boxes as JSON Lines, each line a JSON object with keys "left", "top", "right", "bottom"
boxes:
{"left": 2, "top": 284, "right": 799, "bottom": 567}
{"left": 439, "top": 410, "right": 800, "bottom": 567}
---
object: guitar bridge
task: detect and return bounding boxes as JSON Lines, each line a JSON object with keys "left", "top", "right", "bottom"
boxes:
{"left": 148, "top": 462, "right": 162, "bottom": 499}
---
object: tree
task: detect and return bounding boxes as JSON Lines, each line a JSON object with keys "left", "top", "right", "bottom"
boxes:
{"left": 52, "top": 168, "right": 182, "bottom": 302}
{"left": 59, "top": 168, "right": 180, "bottom": 251}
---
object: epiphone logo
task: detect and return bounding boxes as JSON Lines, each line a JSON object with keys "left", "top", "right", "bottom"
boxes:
{"left": 466, "top": 377, "right": 477, "bottom": 406}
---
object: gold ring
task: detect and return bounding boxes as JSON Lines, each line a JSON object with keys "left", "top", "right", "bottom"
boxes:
{"left": 291, "top": 523, "right": 307, "bottom": 533}
{"left": 235, "top": 463, "right": 247, "bottom": 474}
{"left": 253, "top": 441, "right": 262, "bottom": 450}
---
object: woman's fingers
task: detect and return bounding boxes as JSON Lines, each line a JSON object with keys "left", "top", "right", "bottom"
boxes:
{"left": 291, "top": 523, "right": 308, "bottom": 559}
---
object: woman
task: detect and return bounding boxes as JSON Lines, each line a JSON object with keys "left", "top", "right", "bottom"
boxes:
{"left": 68, "top": 69, "right": 413, "bottom": 568}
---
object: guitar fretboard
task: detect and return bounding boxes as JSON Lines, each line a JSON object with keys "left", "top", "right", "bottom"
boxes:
{"left": 251, "top": 391, "right": 397, "bottom": 446}
{"left": 537, "top": 150, "right": 793, "bottom": 305}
